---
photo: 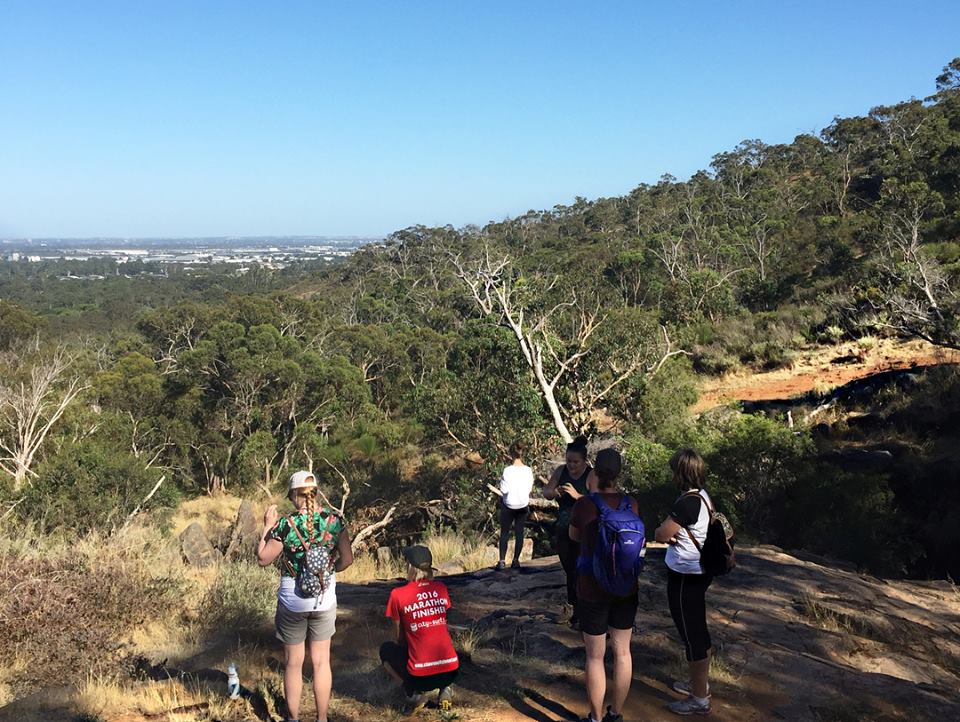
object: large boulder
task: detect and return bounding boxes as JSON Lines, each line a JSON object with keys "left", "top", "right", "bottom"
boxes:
{"left": 224, "top": 500, "right": 260, "bottom": 561}
{"left": 179, "top": 522, "right": 222, "bottom": 567}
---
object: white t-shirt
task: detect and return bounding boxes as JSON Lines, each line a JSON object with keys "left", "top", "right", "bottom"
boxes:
{"left": 664, "top": 489, "right": 712, "bottom": 575}
{"left": 278, "top": 572, "right": 337, "bottom": 613}
{"left": 500, "top": 464, "right": 534, "bottom": 509}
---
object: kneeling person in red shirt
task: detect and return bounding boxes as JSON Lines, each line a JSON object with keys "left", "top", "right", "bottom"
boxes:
{"left": 381, "top": 545, "right": 460, "bottom": 711}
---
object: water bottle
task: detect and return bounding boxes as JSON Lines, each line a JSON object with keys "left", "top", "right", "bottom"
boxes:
{"left": 227, "top": 663, "right": 240, "bottom": 699}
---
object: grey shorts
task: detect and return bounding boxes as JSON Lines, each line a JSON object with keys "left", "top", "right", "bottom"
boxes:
{"left": 275, "top": 604, "right": 337, "bottom": 645}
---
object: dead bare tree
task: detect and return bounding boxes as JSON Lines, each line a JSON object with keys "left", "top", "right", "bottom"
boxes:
{"left": 315, "top": 457, "right": 397, "bottom": 553}
{"left": 865, "top": 181, "right": 958, "bottom": 349}
{"left": 0, "top": 344, "right": 87, "bottom": 490}
{"left": 449, "top": 245, "right": 688, "bottom": 442}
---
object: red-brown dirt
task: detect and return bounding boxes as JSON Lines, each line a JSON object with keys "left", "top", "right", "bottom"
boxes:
{"left": 694, "top": 338, "right": 960, "bottom": 412}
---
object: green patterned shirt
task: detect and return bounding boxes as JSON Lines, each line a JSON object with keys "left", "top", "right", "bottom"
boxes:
{"left": 268, "top": 508, "right": 344, "bottom": 577}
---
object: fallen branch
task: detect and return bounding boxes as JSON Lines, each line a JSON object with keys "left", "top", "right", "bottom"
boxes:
{"left": 322, "top": 457, "right": 351, "bottom": 514}
{"left": 122, "top": 475, "right": 166, "bottom": 530}
{"left": 351, "top": 504, "right": 397, "bottom": 552}
{"left": 0, "top": 496, "right": 25, "bottom": 522}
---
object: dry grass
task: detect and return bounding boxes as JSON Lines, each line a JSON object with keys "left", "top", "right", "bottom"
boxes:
{"left": 451, "top": 624, "right": 494, "bottom": 656}
{"left": 801, "top": 593, "right": 851, "bottom": 634}
{"left": 0, "top": 521, "right": 191, "bottom": 696}
{"left": 666, "top": 648, "right": 742, "bottom": 688}
{"left": 74, "top": 673, "right": 238, "bottom": 721}
{"left": 338, "top": 551, "right": 407, "bottom": 582}
{"left": 341, "top": 526, "right": 493, "bottom": 582}
{"left": 169, "top": 492, "right": 247, "bottom": 539}
{"left": 422, "top": 526, "right": 494, "bottom": 571}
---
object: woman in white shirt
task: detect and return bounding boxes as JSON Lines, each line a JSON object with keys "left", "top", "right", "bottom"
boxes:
{"left": 495, "top": 441, "right": 535, "bottom": 570}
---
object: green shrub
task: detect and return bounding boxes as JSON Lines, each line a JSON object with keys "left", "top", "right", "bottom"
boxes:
{"left": 197, "top": 561, "right": 277, "bottom": 633}
{"left": 706, "top": 414, "right": 813, "bottom": 535}
{"left": 22, "top": 439, "right": 179, "bottom": 534}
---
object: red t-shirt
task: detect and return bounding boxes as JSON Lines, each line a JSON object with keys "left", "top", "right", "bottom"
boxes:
{"left": 385, "top": 580, "right": 459, "bottom": 676}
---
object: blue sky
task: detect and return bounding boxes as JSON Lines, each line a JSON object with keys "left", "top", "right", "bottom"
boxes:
{"left": 1, "top": 1, "right": 958, "bottom": 238}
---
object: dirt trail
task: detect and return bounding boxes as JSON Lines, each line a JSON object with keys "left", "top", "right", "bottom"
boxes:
{"left": 327, "top": 547, "right": 960, "bottom": 722}
{"left": 695, "top": 338, "right": 960, "bottom": 412}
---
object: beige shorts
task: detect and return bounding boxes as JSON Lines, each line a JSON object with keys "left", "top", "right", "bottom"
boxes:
{"left": 275, "top": 604, "right": 337, "bottom": 645}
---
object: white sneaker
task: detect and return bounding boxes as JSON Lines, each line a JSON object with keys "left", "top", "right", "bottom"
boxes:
{"left": 667, "top": 695, "right": 711, "bottom": 715}
{"left": 672, "top": 680, "right": 711, "bottom": 697}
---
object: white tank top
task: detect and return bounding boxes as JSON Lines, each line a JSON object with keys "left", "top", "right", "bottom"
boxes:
{"left": 665, "top": 489, "right": 712, "bottom": 575}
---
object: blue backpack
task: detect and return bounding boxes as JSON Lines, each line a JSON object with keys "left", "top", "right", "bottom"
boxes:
{"left": 580, "top": 493, "right": 646, "bottom": 596}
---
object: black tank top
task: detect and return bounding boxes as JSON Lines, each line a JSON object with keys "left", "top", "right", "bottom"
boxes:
{"left": 556, "top": 465, "right": 592, "bottom": 528}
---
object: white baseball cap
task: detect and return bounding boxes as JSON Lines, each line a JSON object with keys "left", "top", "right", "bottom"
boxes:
{"left": 287, "top": 470, "right": 317, "bottom": 494}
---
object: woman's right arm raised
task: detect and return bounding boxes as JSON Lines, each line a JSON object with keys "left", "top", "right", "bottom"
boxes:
{"left": 257, "top": 504, "right": 284, "bottom": 566}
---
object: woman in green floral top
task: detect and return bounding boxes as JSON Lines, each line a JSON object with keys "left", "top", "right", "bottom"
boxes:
{"left": 258, "top": 470, "right": 353, "bottom": 722}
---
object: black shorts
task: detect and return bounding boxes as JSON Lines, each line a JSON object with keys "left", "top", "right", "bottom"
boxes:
{"left": 379, "top": 641, "right": 459, "bottom": 695}
{"left": 577, "top": 592, "right": 639, "bottom": 636}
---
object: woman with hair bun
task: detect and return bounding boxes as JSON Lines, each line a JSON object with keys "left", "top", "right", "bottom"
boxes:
{"left": 257, "top": 470, "right": 354, "bottom": 722}
{"left": 543, "top": 435, "right": 593, "bottom": 627}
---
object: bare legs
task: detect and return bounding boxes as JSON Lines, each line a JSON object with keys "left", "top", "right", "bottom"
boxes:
{"left": 608, "top": 626, "right": 633, "bottom": 714}
{"left": 583, "top": 627, "right": 633, "bottom": 721}
{"left": 583, "top": 632, "right": 607, "bottom": 721}
{"left": 283, "top": 639, "right": 333, "bottom": 722}
{"left": 690, "top": 647, "right": 711, "bottom": 698}
{"left": 309, "top": 638, "right": 332, "bottom": 722}
{"left": 283, "top": 643, "right": 305, "bottom": 721}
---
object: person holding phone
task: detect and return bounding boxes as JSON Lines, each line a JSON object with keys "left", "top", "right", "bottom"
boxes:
{"left": 542, "top": 435, "right": 592, "bottom": 628}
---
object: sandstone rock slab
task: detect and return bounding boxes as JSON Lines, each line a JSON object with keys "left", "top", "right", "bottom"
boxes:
{"left": 180, "top": 521, "right": 222, "bottom": 567}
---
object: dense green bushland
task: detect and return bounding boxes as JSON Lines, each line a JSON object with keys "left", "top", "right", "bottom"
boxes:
{"left": 1, "top": 59, "right": 959, "bottom": 579}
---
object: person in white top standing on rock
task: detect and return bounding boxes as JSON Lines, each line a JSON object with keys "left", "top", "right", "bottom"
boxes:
{"left": 655, "top": 448, "right": 715, "bottom": 717}
{"left": 494, "top": 440, "right": 535, "bottom": 570}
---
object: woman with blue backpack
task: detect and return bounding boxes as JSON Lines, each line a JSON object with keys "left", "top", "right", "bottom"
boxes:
{"left": 257, "top": 470, "right": 354, "bottom": 722}
{"left": 569, "top": 448, "right": 646, "bottom": 722}
{"left": 654, "top": 448, "right": 715, "bottom": 717}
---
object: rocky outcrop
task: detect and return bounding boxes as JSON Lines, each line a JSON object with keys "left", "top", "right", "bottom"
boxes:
{"left": 224, "top": 500, "right": 260, "bottom": 561}
{"left": 179, "top": 522, "right": 222, "bottom": 567}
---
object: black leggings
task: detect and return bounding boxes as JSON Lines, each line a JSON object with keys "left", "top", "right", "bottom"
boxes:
{"left": 556, "top": 528, "right": 580, "bottom": 610}
{"left": 667, "top": 568, "right": 713, "bottom": 662}
{"left": 498, "top": 504, "right": 529, "bottom": 562}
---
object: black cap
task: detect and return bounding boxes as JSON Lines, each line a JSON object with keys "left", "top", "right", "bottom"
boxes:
{"left": 594, "top": 448, "right": 623, "bottom": 480}
{"left": 403, "top": 544, "right": 436, "bottom": 571}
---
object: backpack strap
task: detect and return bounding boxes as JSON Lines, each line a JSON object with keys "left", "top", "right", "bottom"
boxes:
{"left": 288, "top": 515, "right": 311, "bottom": 551}
{"left": 678, "top": 490, "right": 710, "bottom": 552}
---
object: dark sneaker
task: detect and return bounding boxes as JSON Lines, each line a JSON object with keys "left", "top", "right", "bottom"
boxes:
{"left": 511, "top": 559, "right": 522, "bottom": 570}
{"left": 495, "top": 560, "right": 506, "bottom": 571}
{"left": 403, "top": 692, "right": 425, "bottom": 714}
{"left": 667, "top": 695, "right": 711, "bottom": 715}
{"left": 438, "top": 685, "right": 453, "bottom": 711}
{"left": 602, "top": 707, "right": 624, "bottom": 722}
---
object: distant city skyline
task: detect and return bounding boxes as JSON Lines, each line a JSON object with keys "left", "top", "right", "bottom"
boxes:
{"left": 2, "top": 1, "right": 959, "bottom": 238}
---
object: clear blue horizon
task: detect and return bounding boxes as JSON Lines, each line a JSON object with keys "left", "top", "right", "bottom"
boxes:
{"left": 1, "top": 1, "right": 958, "bottom": 238}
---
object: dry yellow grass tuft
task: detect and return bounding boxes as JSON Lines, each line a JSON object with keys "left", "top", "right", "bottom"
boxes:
{"left": 169, "top": 492, "right": 247, "bottom": 539}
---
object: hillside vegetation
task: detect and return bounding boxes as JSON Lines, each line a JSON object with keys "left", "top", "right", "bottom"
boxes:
{"left": 2, "top": 59, "right": 960, "bottom": 713}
